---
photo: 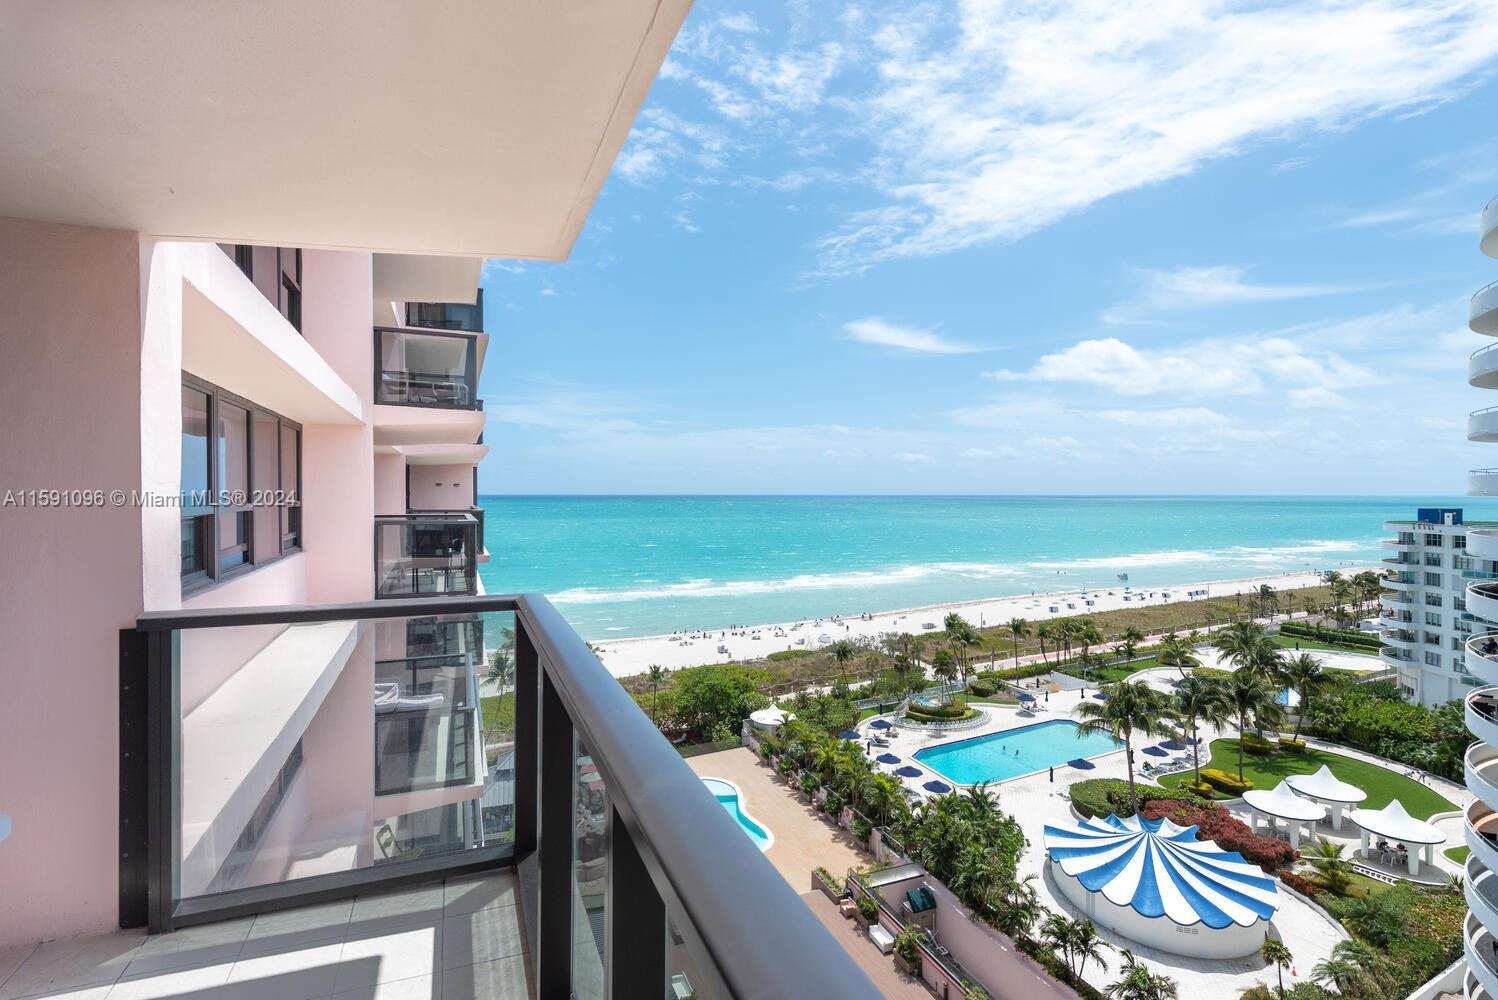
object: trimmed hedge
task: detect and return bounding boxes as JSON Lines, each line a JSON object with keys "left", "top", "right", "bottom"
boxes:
{"left": 1242, "top": 733, "right": 1277, "bottom": 755}
{"left": 1069, "top": 778, "right": 1206, "bottom": 819}
{"left": 1280, "top": 621, "right": 1381, "bottom": 650}
{"left": 904, "top": 702, "right": 980, "bottom": 722}
{"left": 977, "top": 662, "right": 1053, "bottom": 682}
{"left": 1201, "top": 767, "right": 1254, "bottom": 794}
{"left": 1278, "top": 736, "right": 1307, "bottom": 752}
{"left": 1280, "top": 871, "right": 1324, "bottom": 898}
{"left": 966, "top": 678, "right": 998, "bottom": 697}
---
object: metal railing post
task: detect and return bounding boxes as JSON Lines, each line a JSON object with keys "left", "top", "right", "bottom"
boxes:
{"left": 536, "top": 671, "right": 573, "bottom": 1000}
{"left": 606, "top": 805, "right": 665, "bottom": 1000}
{"left": 513, "top": 619, "right": 538, "bottom": 857}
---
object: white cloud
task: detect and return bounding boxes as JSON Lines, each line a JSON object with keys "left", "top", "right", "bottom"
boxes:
{"left": 811, "top": 0, "right": 1498, "bottom": 273}
{"left": 1099, "top": 407, "right": 1232, "bottom": 428}
{"left": 1104, "top": 265, "right": 1363, "bottom": 323}
{"left": 843, "top": 317, "right": 986, "bottom": 354}
{"left": 892, "top": 451, "right": 935, "bottom": 464}
{"left": 1287, "top": 386, "right": 1347, "bottom": 407}
{"left": 986, "top": 334, "right": 1376, "bottom": 398}
{"left": 959, "top": 446, "right": 1020, "bottom": 460}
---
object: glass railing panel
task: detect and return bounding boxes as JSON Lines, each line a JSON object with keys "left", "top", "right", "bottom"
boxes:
{"left": 375, "top": 514, "right": 478, "bottom": 598}
{"left": 406, "top": 291, "right": 484, "bottom": 333}
{"left": 375, "top": 327, "right": 479, "bottom": 409}
{"left": 573, "top": 735, "right": 607, "bottom": 999}
{"left": 171, "top": 608, "right": 515, "bottom": 901}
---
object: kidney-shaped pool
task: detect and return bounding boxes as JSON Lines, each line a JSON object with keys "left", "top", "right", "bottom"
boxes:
{"left": 702, "top": 776, "right": 772, "bottom": 851}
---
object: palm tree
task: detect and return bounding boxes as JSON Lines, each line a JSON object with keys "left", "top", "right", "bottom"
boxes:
{"left": 1280, "top": 652, "right": 1325, "bottom": 743}
{"left": 1036, "top": 621, "right": 1055, "bottom": 665}
{"left": 1117, "top": 626, "right": 1145, "bottom": 663}
{"left": 484, "top": 644, "right": 514, "bottom": 694}
{"left": 829, "top": 639, "right": 855, "bottom": 684}
{"left": 646, "top": 663, "right": 666, "bottom": 724}
{"left": 1173, "top": 675, "right": 1228, "bottom": 788}
{"left": 1213, "top": 621, "right": 1283, "bottom": 681}
{"left": 1261, "top": 936, "right": 1292, "bottom": 998}
{"left": 1330, "top": 579, "right": 1353, "bottom": 625}
{"left": 1042, "top": 913, "right": 1078, "bottom": 977}
{"left": 1304, "top": 837, "right": 1354, "bottom": 895}
{"left": 1222, "top": 669, "right": 1283, "bottom": 781}
{"left": 992, "top": 875, "right": 1043, "bottom": 942}
{"left": 931, "top": 649, "right": 959, "bottom": 702}
{"left": 1352, "top": 570, "right": 1382, "bottom": 617}
{"left": 1312, "top": 940, "right": 1382, "bottom": 996}
{"left": 1105, "top": 950, "right": 1178, "bottom": 1000}
{"left": 1076, "top": 680, "right": 1180, "bottom": 814}
{"left": 1070, "top": 918, "right": 1112, "bottom": 980}
{"left": 1255, "top": 584, "right": 1278, "bottom": 621}
{"left": 1077, "top": 618, "right": 1103, "bottom": 661}
{"left": 1008, "top": 617, "right": 1029, "bottom": 666}
{"left": 862, "top": 771, "right": 908, "bottom": 827}
{"left": 1155, "top": 632, "right": 1199, "bottom": 679}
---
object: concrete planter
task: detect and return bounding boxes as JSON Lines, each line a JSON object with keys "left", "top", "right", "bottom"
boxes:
{"left": 811, "top": 869, "right": 842, "bottom": 903}
{"left": 894, "top": 953, "right": 920, "bottom": 977}
{"left": 853, "top": 911, "right": 872, "bottom": 931}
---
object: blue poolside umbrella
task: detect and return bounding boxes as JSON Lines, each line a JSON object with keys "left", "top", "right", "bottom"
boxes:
{"left": 1092, "top": 692, "right": 1108, "bottom": 700}
{"left": 1159, "top": 740, "right": 1187, "bottom": 751}
{"left": 1068, "top": 758, "right": 1096, "bottom": 770}
{"left": 876, "top": 753, "right": 901, "bottom": 765}
{"left": 837, "top": 730, "right": 860, "bottom": 740}
{"left": 923, "top": 780, "right": 953, "bottom": 794}
{"left": 1018, "top": 692, "right": 1036, "bottom": 703}
{"left": 869, "top": 719, "right": 893, "bottom": 730}
{"left": 1142, "top": 746, "right": 1169, "bottom": 757}
{"left": 895, "top": 765, "right": 923, "bottom": 779}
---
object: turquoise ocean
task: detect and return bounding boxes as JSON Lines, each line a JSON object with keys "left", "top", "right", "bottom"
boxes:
{"left": 475, "top": 496, "right": 1497, "bottom": 640}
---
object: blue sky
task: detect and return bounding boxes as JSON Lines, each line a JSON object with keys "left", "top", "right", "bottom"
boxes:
{"left": 476, "top": 0, "right": 1498, "bottom": 496}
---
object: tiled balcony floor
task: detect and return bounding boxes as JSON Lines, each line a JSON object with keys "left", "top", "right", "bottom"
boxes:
{"left": 0, "top": 872, "right": 532, "bottom": 1000}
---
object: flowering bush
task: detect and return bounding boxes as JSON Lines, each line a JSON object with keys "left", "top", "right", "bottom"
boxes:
{"left": 1278, "top": 871, "right": 1324, "bottom": 898}
{"left": 1140, "top": 799, "right": 1296, "bottom": 872}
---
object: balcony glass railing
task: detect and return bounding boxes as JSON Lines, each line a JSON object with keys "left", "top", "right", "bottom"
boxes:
{"left": 123, "top": 595, "right": 878, "bottom": 997}
{"left": 374, "top": 326, "right": 480, "bottom": 409}
{"left": 405, "top": 290, "right": 484, "bottom": 333}
{"left": 375, "top": 513, "right": 478, "bottom": 598}
{"left": 409, "top": 506, "right": 485, "bottom": 556}
{"left": 375, "top": 651, "right": 482, "bottom": 795}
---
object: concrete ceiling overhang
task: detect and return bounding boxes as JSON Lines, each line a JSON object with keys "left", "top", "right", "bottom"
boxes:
{"left": 0, "top": 0, "right": 691, "bottom": 259}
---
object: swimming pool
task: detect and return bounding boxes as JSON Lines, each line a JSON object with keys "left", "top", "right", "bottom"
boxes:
{"left": 914, "top": 720, "right": 1125, "bottom": 785}
{"left": 702, "top": 777, "right": 772, "bottom": 851}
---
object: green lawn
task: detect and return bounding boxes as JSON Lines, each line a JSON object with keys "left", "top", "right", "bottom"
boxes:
{"left": 1446, "top": 845, "right": 1471, "bottom": 864}
{"left": 1057, "top": 655, "right": 1165, "bottom": 685}
{"left": 1270, "top": 634, "right": 1381, "bottom": 657}
{"left": 1157, "top": 738, "right": 1456, "bottom": 819}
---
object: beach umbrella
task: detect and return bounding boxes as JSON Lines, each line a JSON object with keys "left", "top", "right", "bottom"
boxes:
{"left": 1092, "top": 692, "right": 1108, "bottom": 700}
{"left": 895, "top": 765, "right": 923, "bottom": 779}
{"left": 876, "top": 753, "right": 901, "bottom": 765}
{"left": 1159, "top": 740, "right": 1187, "bottom": 751}
{"left": 837, "top": 730, "right": 860, "bottom": 741}
{"left": 1142, "top": 746, "right": 1168, "bottom": 757}
{"left": 923, "top": 780, "right": 953, "bottom": 794}
{"left": 1018, "top": 692, "right": 1036, "bottom": 703}
{"left": 869, "top": 719, "right": 893, "bottom": 730}
{"left": 1068, "top": 758, "right": 1096, "bottom": 770}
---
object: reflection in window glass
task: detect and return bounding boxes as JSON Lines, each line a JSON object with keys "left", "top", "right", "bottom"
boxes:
{"left": 180, "top": 386, "right": 211, "bottom": 578}
{"left": 217, "top": 402, "right": 250, "bottom": 570}
{"left": 573, "top": 737, "right": 607, "bottom": 999}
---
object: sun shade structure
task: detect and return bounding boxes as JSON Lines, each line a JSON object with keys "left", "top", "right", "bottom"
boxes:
{"left": 869, "top": 719, "right": 894, "bottom": 730}
{"left": 1042, "top": 814, "right": 1280, "bottom": 959}
{"left": 1142, "top": 746, "right": 1168, "bottom": 757}
{"left": 894, "top": 765, "right": 923, "bottom": 779}
{"left": 923, "top": 780, "right": 953, "bottom": 794}
{"left": 1284, "top": 765, "right": 1367, "bottom": 830}
{"left": 1018, "top": 692, "right": 1036, "bottom": 702}
{"left": 1069, "top": 758, "right": 1096, "bottom": 770}
{"left": 1349, "top": 799, "right": 1446, "bottom": 875}
{"left": 748, "top": 707, "right": 792, "bottom": 732}
{"left": 876, "top": 753, "right": 901, "bottom": 765}
{"left": 1159, "top": 740, "right": 1187, "bottom": 751}
{"left": 837, "top": 730, "right": 860, "bottom": 740}
{"left": 1242, "top": 780, "right": 1326, "bottom": 849}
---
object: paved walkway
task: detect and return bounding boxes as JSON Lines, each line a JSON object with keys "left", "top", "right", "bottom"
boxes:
{"left": 800, "top": 893, "right": 930, "bottom": 1000}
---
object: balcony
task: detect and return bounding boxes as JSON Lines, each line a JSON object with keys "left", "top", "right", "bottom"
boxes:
{"left": 1469, "top": 911, "right": 1498, "bottom": 1000}
{"left": 1380, "top": 645, "right": 1413, "bottom": 666}
{"left": 375, "top": 654, "right": 483, "bottom": 798}
{"left": 1474, "top": 343, "right": 1498, "bottom": 390}
{"left": 1476, "top": 281, "right": 1498, "bottom": 338}
{"left": 1380, "top": 591, "right": 1416, "bottom": 609}
{"left": 375, "top": 327, "right": 483, "bottom": 410}
{"left": 123, "top": 595, "right": 878, "bottom": 998}
{"left": 1382, "top": 628, "right": 1419, "bottom": 650}
{"left": 1471, "top": 635, "right": 1498, "bottom": 687}
{"left": 376, "top": 514, "right": 479, "bottom": 599}
{"left": 1382, "top": 536, "right": 1418, "bottom": 551}
{"left": 1472, "top": 581, "right": 1498, "bottom": 623}
{"left": 1385, "top": 572, "right": 1420, "bottom": 592}
{"left": 1476, "top": 470, "right": 1498, "bottom": 497}
{"left": 411, "top": 506, "right": 487, "bottom": 560}
{"left": 1470, "top": 687, "right": 1498, "bottom": 751}
{"left": 1472, "top": 742, "right": 1498, "bottom": 816}
{"left": 1485, "top": 194, "right": 1498, "bottom": 259}
{"left": 407, "top": 290, "right": 484, "bottom": 333}
{"left": 1474, "top": 406, "right": 1498, "bottom": 442}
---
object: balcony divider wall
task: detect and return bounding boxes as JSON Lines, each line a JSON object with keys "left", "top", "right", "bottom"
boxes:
{"left": 120, "top": 594, "right": 878, "bottom": 998}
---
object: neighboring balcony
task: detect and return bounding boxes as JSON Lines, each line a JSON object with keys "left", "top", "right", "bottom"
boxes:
{"left": 406, "top": 290, "right": 484, "bottom": 333}
{"left": 1472, "top": 343, "right": 1498, "bottom": 389}
{"left": 1468, "top": 687, "right": 1498, "bottom": 754}
{"left": 1380, "top": 591, "right": 1415, "bottom": 609}
{"left": 1474, "top": 469, "right": 1498, "bottom": 497}
{"left": 1475, "top": 280, "right": 1498, "bottom": 337}
{"left": 1381, "top": 628, "right": 1419, "bottom": 651}
{"left": 1472, "top": 581, "right": 1498, "bottom": 623}
{"left": 411, "top": 506, "right": 487, "bottom": 561}
{"left": 1472, "top": 527, "right": 1498, "bottom": 560}
{"left": 1469, "top": 741, "right": 1498, "bottom": 815}
{"left": 1384, "top": 572, "right": 1420, "bottom": 592}
{"left": 1469, "top": 911, "right": 1498, "bottom": 1000}
{"left": 1380, "top": 645, "right": 1413, "bottom": 666}
{"left": 1474, "top": 405, "right": 1498, "bottom": 442}
{"left": 375, "top": 513, "right": 478, "bottom": 598}
{"left": 1471, "top": 634, "right": 1498, "bottom": 687}
{"left": 372, "top": 326, "right": 487, "bottom": 448}
{"left": 374, "top": 656, "right": 482, "bottom": 798}
{"left": 1382, "top": 536, "right": 1417, "bottom": 551}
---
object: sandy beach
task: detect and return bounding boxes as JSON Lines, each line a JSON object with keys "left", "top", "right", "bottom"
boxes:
{"left": 590, "top": 568, "right": 1347, "bottom": 677}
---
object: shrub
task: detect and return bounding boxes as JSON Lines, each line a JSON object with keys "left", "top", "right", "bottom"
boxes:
{"left": 967, "top": 678, "right": 998, "bottom": 697}
{"left": 1241, "top": 733, "right": 1276, "bottom": 756}
{"left": 823, "top": 791, "right": 843, "bottom": 816}
{"left": 799, "top": 773, "right": 819, "bottom": 795}
{"left": 904, "top": 702, "right": 978, "bottom": 722}
{"left": 777, "top": 756, "right": 796, "bottom": 775}
{"left": 855, "top": 894, "right": 878, "bottom": 921}
{"left": 1278, "top": 736, "right": 1307, "bottom": 752}
{"left": 1069, "top": 779, "right": 1205, "bottom": 818}
{"left": 813, "top": 866, "right": 841, "bottom": 892}
{"left": 851, "top": 816, "right": 872, "bottom": 842}
{"left": 979, "top": 662, "right": 1054, "bottom": 682}
{"left": 1279, "top": 871, "right": 1324, "bottom": 898}
{"left": 1201, "top": 767, "right": 1254, "bottom": 795}
{"left": 767, "top": 649, "right": 814, "bottom": 661}
{"left": 1140, "top": 799, "right": 1295, "bottom": 872}
{"left": 893, "top": 925, "right": 922, "bottom": 965}
{"left": 1184, "top": 781, "right": 1215, "bottom": 796}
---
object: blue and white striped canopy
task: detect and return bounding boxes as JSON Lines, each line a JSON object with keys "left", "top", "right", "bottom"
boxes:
{"left": 1042, "top": 814, "right": 1279, "bottom": 929}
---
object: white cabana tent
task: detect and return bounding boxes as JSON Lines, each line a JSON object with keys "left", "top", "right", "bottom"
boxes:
{"left": 1349, "top": 799, "right": 1446, "bottom": 876}
{"left": 1242, "top": 780, "right": 1326, "bottom": 849}
{"left": 1284, "top": 765, "right": 1367, "bottom": 830}
{"left": 748, "top": 707, "right": 793, "bottom": 733}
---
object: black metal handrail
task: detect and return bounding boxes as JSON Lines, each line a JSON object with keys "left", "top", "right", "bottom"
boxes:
{"left": 125, "top": 594, "right": 878, "bottom": 998}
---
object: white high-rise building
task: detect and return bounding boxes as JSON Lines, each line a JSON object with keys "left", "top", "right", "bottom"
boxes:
{"left": 1378, "top": 508, "right": 1491, "bottom": 707}
{"left": 1459, "top": 195, "right": 1498, "bottom": 1000}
